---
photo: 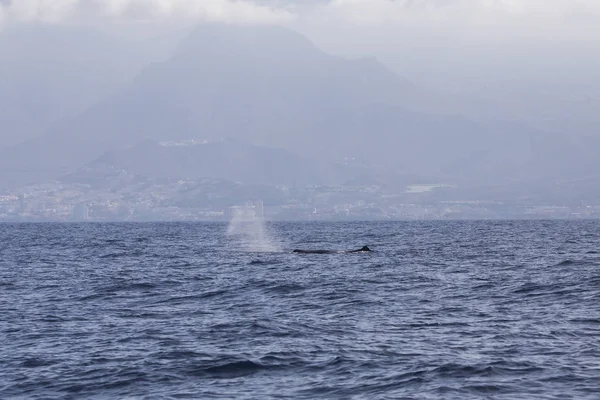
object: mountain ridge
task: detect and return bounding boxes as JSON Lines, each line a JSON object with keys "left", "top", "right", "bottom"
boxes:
{"left": 0, "top": 22, "right": 590, "bottom": 191}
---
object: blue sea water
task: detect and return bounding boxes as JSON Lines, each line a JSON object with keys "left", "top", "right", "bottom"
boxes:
{"left": 1, "top": 220, "right": 599, "bottom": 399}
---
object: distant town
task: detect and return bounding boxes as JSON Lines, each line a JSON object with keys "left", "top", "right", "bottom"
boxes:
{"left": 1, "top": 177, "right": 599, "bottom": 222}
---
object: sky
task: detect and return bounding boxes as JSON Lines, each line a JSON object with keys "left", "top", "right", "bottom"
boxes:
{"left": 2, "top": 1, "right": 599, "bottom": 57}
{"left": 2, "top": 0, "right": 598, "bottom": 67}
{"left": 297, "top": 0, "right": 600, "bottom": 50}
{"left": 0, "top": 0, "right": 293, "bottom": 25}
{"left": 1, "top": 0, "right": 599, "bottom": 28}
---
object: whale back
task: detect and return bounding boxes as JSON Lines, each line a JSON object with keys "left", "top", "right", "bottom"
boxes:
{"left": 293, "top": 246, "right": 372, "bottom": 254}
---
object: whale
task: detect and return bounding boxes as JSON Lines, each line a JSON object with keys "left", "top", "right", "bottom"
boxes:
{"left": 292, "top": 246, "right": 372, "bottom": 254}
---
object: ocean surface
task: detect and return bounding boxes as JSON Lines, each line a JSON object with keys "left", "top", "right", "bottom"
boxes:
{"left": 1, "top": 220, "right": 599, "bottom": 399}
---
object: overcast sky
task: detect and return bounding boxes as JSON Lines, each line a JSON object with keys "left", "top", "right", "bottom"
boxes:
{"left": 2, "top": 0, "right": 598, "bottom": 63}
{"left": 1, "top": 0, "right": 599, "bottom": 29}
{"left": 2, "top": 1, "right": 598, "bottom": 54}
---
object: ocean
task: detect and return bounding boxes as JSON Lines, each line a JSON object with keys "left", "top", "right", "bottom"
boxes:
{"left": 1, "top": 220, "right": 599, "bottom": 399}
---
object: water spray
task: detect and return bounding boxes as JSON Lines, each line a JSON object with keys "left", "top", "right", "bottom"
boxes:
{"left": 226, "top": 200, "right": 280, "bottom": 252}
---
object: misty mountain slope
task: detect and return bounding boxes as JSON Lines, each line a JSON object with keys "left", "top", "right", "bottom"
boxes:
{"left": 100, "top": 23, "right": 424, "bottom": 148}
{"left": 0, "top": 24, "right": 491, "bottom": 181}
{"left": 0, "top": 23, "right": 185, "bottom": 149}
{"left": 0, "top": 25, "right": 128, "bottom": 147}
{"left": 62, "top": 138, "right": 367, "bottom": 187}
{"left": 106, "top": 25, "right": 590, "bottom": 180}
{"left": 0, "top": 22, "right": 589, "bottom": 189}
{"left": 0, "top": 23, "right": 412, "bottom": 187}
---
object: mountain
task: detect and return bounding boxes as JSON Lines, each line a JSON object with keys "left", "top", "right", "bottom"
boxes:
{"left": 0, "top": 22, "right": 591, "bottom": 190}
{"left": 61, "top": 138, "right": 370, "bottom": 187}
{"left": 0, "top": 23, "right": 186, "bottom": 149}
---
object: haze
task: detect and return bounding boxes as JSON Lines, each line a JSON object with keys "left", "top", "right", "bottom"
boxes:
{"left": 1, "top": 0, "right": 599, "bottom": 221}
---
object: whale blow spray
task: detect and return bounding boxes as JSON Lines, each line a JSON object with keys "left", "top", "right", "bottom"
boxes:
{"left": 226, "top": 201, "right": 280, "bottom": 252}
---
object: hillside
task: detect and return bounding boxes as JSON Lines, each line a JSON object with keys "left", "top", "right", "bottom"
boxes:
{"left": 0, "top": 23, "right": 589, "bottom": 190}
{"left": 62, "top": 138, "right": 371, "bottom": 187}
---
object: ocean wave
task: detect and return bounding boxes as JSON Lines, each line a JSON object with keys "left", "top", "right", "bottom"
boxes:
{"left": 3, "top": 221, "right": 600, "bottom": 399}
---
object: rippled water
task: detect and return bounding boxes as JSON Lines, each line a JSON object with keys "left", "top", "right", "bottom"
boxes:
{"left": 1, "top": 221, "right": 600, "bottom": 399}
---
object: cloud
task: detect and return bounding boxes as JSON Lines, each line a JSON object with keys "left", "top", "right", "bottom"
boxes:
{"left": 3, "top": 0, "right": 598, "bottom": 32}
{"left": 293, "top": 0, "right": 600, "bottom": 49}
{"left": 0, "top": 0, "right": 295, "bottom": 26}
{"left": 315, "top": 0, "right": 600, "bottom": 22}
{"left": 302, "top": 0, "right": 600, "bottom": 28}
